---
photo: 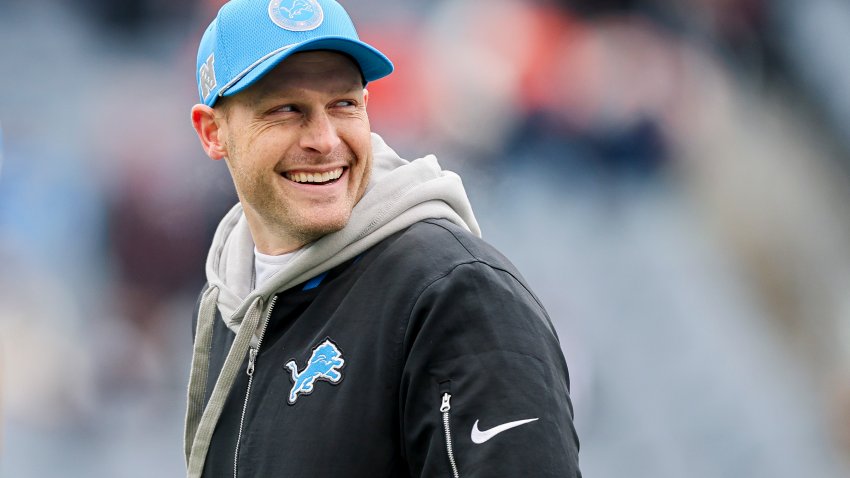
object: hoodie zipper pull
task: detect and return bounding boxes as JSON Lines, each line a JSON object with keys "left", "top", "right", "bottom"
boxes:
{"left": 246, "top": 347, "right": 258, "bottom": 377}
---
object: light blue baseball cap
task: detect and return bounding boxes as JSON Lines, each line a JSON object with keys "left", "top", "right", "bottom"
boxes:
{"left": 196, "top": 0, "right": 393, "bottom": 107}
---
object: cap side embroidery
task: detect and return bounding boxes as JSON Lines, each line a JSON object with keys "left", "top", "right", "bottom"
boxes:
{"left": 199, "top": 53, "right": 217, "bottom": 100}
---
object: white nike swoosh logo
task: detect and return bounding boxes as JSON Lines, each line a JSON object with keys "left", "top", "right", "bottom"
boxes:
{"left": 470, "top": 417, "right": 539, "bottom": 444}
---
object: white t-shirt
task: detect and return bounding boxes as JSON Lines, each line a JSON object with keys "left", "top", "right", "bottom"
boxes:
{"left": 253, "top": 247, "right": 305, "bottom": 290}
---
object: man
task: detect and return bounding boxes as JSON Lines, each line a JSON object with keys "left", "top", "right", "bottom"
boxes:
{"left": 185, "top": 0, "right": 581, "bottom": 476}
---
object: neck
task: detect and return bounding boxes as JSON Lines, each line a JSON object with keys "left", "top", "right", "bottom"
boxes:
{"left": 243, "top": 208, "right": 306, "bottom": 256}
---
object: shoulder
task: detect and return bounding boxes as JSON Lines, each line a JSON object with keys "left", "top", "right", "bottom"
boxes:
{"left": 360, "top": 219, "right": 546, "bottom": 315}
{"left": 375, "top": 218, "right": 520, "bottom": 276}
{"left": 389, "top": 223, "right": 563, "bottom": 366}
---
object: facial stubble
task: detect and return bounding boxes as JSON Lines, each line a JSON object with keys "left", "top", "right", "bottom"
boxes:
{"left": 225, "top": 141, "right": 371, "bottom": 249}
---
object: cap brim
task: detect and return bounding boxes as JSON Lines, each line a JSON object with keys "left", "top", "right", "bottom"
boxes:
{"left": 218, "top": 36, "right": 393, "bottom": 102}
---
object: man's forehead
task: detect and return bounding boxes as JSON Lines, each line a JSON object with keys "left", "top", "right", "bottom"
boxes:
{"left": 254, "top": 51, "right": 362, "bottom": 92}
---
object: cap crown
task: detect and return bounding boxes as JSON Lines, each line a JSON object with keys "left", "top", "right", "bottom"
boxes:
{"left": 196, "top": 0, "right": 391, "bottom": 106}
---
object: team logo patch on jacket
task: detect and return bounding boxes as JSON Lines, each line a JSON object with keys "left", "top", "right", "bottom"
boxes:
{"left": 285, "top": 338, "right": 344, "bottom": 404}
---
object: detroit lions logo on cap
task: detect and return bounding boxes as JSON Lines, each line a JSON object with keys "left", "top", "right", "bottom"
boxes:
{"left": 285, "top": 338, "right": 344, "bottom": 404}
{"left": 268, "top": 0, "right": 324, "bottom": 31}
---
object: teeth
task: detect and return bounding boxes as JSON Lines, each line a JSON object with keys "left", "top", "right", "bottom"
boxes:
{"left": 286, "top": 168, "right": 343, "bottom": 184}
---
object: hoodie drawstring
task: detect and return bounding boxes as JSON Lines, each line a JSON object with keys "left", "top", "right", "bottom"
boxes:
{"left": 184, "top": 286, "right": 219, "bottom": 463}
{"left": 185, "top": 289, "right": 264, "bottom": 477}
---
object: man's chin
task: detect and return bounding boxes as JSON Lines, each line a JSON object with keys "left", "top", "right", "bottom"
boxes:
{"left": 291, "top": 215, "right": 351, "bottom": 244}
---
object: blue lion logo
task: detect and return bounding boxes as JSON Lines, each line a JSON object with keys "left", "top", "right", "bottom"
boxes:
{"left": 285, "top": 339, "right": 344, "bottom": 404}
{"left": 268, "top": 0, "right": 323, "bottom": 31}
{"left": 282, "top": 0, "right": 314, "bottom": 20}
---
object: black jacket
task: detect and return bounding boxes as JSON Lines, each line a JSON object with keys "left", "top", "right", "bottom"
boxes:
{"left": 194, "top": 219, "right": 581, "bottom": 477}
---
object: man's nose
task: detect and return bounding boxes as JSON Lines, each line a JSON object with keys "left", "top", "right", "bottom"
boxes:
{"left": 299, "top": 112, "right": 341, "bottom": 155}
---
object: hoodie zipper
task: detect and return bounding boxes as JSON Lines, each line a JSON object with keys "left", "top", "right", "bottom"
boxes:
{"left": 440, "top": 382, "right": 460, "bottom": 478}
{"left": 234, "top": 295, "right": 278, "bottom": 478}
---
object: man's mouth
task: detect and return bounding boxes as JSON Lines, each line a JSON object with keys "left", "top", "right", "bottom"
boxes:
{"left": 283, "top": 167, "right": 345, "bottom": 185}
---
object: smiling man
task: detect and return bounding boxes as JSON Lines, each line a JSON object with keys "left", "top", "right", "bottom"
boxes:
{"left": 194, "top": 51, "right": 373, "bottom": 253}
{"left": 185, "top": 1, "right": 581, "bottom": 477}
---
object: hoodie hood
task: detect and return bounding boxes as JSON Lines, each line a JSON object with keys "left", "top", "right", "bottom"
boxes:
{"left": 205, "top": 132, "right": 480, "bottom": 333}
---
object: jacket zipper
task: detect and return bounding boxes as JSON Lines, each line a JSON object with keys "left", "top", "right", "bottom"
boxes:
{"left": 234, "top": 295, "right": 278, "bottom": 478}
{"left": 440, "top": 391, "right": 461, "bottom": 478}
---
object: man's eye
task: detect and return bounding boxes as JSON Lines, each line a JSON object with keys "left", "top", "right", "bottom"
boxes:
{"left": 274, "top": 105, "right": 298, "bottom": 113}
{"left": 335, "top": 100, "right": 355, "bottom": 107}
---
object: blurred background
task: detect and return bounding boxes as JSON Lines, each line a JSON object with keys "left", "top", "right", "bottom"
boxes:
{"left": 2, "top": 0, "right": 850, "bottom": 475}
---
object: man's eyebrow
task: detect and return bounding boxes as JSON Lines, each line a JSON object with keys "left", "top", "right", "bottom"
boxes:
{"left": 254, "top": 81, "right": 363, "bottom": 101}
{"left": 327, "top": 83, "right": 364, "bottom": 96}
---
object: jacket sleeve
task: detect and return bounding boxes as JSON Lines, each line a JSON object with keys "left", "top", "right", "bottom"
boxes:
{"left": 400, "top": 262, "right": 581, "bottom": 477}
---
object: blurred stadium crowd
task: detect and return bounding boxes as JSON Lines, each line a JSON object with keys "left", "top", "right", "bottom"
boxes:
{"left": 2, "top": 0, "right": 850, "bottom": 476}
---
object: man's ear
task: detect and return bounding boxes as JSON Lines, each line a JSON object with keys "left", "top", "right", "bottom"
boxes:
{"left": 363, "top": 88, "right": 369, "bottom": 107}
{"left": 191, "top": 104, "right": 228, "bottom": 160}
